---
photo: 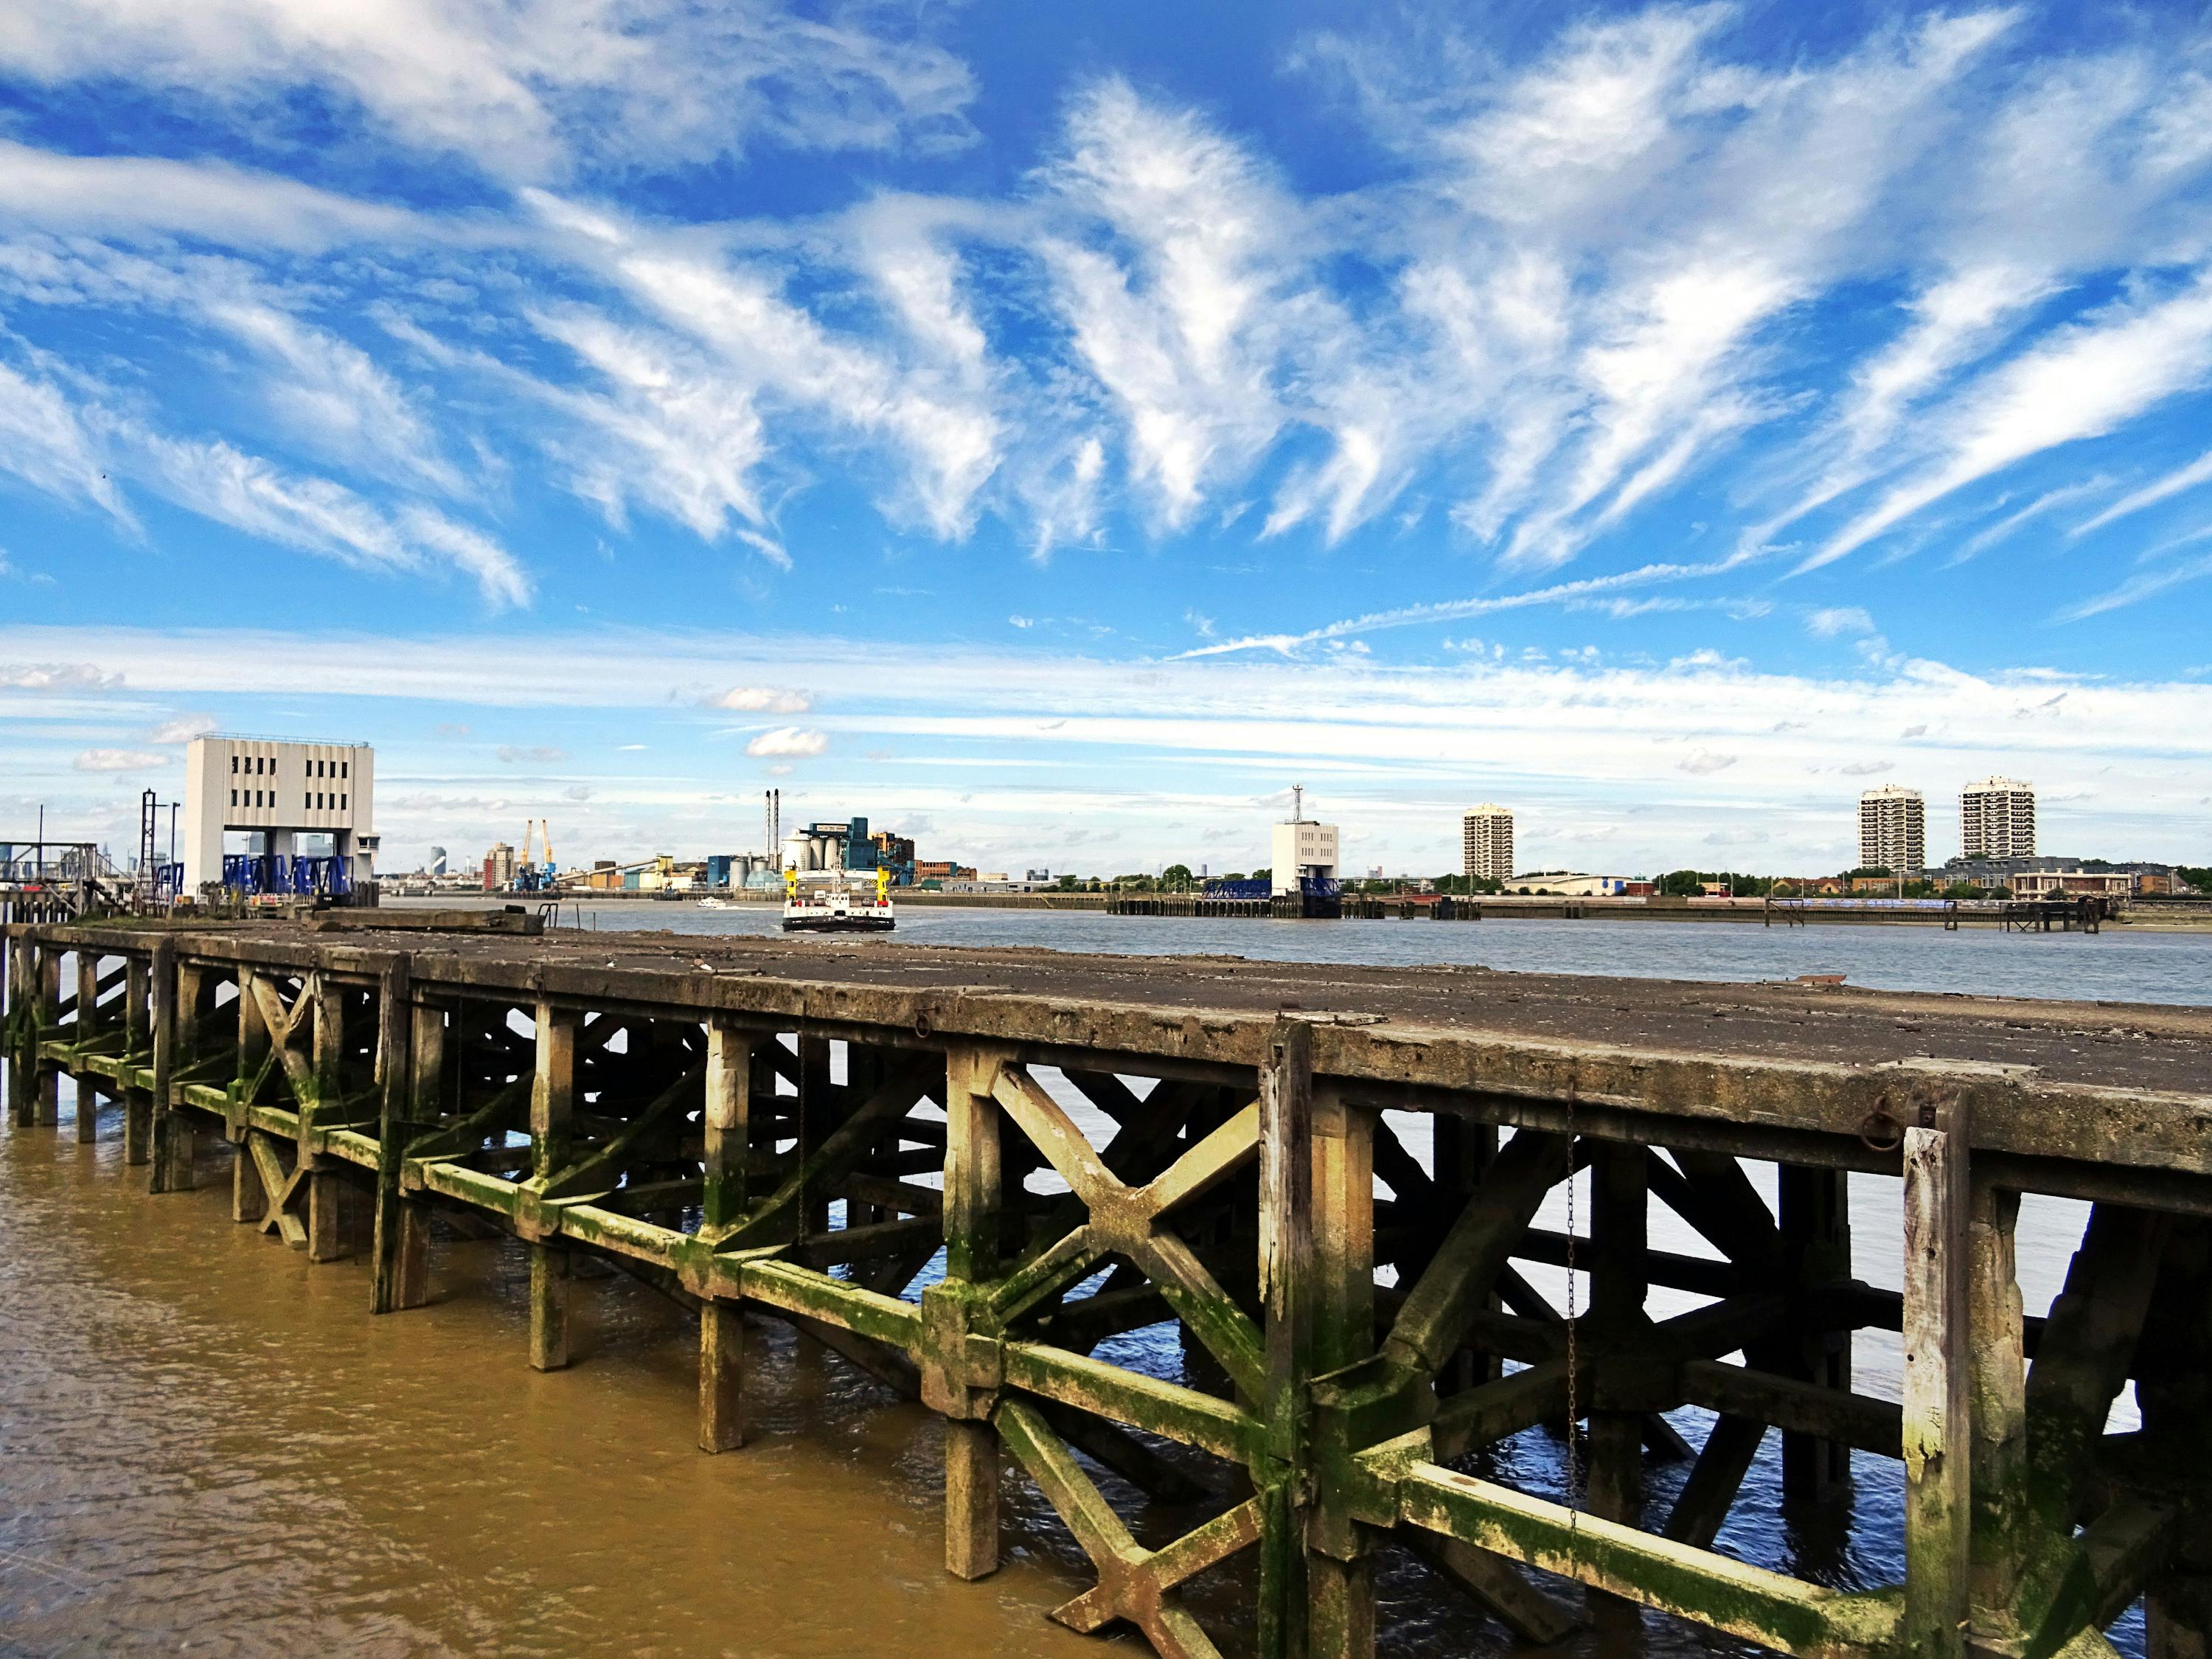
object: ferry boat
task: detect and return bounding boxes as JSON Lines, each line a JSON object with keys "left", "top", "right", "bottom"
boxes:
{"left": 782, "top": 866, "right": 896, "bottom": 933}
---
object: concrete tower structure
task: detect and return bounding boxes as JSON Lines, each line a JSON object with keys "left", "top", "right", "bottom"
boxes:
{"left": 1961, "top": 776, "right": 2036, "bottom": 860}
{"left": 184, "top": 736, "right": 376, "bottom": 895}
{"left": 1857, "top": 785, "right": 1925, "bottom": 876}
{"left": 1270, "top": 786, "right": 1339, "bottom": 896}
{"left": 1462, "top": 804, "right": 1514, "bottom": 883}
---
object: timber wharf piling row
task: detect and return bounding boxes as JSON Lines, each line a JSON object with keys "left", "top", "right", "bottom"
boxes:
{"left": 5, "top": 917, "right": 2211, "bottom": 1659}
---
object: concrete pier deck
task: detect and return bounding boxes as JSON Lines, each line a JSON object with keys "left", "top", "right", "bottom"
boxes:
{"left": 8, "top": 917, "right": 2210, "bottom": 1659}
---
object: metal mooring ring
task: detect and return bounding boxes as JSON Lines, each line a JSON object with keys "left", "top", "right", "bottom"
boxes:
{"left": 1859, "top": 1106, "right": 1904, "bottom": 1153}
{"left": 914, "top": 1009, "right": 933, "bottom": 1039}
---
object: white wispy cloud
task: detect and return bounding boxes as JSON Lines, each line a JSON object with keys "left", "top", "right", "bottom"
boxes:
{"left": 2070, "top": 445, "right": 2212, "bottom": 538}
{"left": 0, "top": 4, "right": 2208, "bottom": 619}
{"left": 1806, "top": 270, "right": 2212, "bottom": 570}
{"left": 0, "top": 0, "right": 977, "bottom": 182}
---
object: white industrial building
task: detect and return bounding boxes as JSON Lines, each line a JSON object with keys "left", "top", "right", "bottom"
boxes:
{"left": 1270, "top": 791, "right": 1340, "bottom": 896}
{"left": 1461, "top": 804, "right": 1514, "bottom": 883}
{"left": 1961, "top": 776, "right": 2036, "bottom": 860}
{"left": 1857, "top": 785, "right": 1925, "bottom": 876}
{"left": 184, "top": 737, "right": 377, "bottom": 896}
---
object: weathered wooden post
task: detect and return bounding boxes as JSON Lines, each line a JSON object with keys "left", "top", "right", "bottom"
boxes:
{"left": 226, "top": 964, "right": 269, "bottom": 1211}
{"left": 935, "top": 1040, "right": 1002, "bottom": 1581}
{"left": 306, "top": 972, "right": 348, "bottom": 1262}
{"left": 3, "top": 933, "right": 25, "bottom": 1128}
{"left": 371, "top": 953, "right": 427, "bottom": 1314}
{"left": 74, "top": 947, "right": 102, "bottom": 1142}
{"left": 389, "top": 985, "right": 444, "bottom": 1303}
{"left": 698, "top": 1013, "right": 752, "bottom": 1452}
{"left": 148, "top": 938, "right": 189, "bottom": 1191}
{"left": 1781, "top": 1164, "right": 1854, "bottom": 1495}
{"left": 1589, "top": 1137, "right": 1652, "bottom": 1648}
{"left": 1902, "top": 1091, "right": 1972, "bottom": 1659}
{"left": 123, "top": 953, "right": 152, "bottom": 1164}
{"left": 1307, "top": 1079, "right": 1377, "bottom": 1659}
{"left": 1257, "top": 1015, "right": 1314, "bottom": 1659}
{"left": 1431, "top": 1112, "right": 1499, "bottom": 1391}
{"left": 1966, "top": 1179, "right": 2026, "bottom": 1647}
{"left": 35, "top": 939, "right": 60, "bottom": 1125}
{"left": 797, "top": 1033, "right": 833, "bottom": 1237}
{"left": 529, "top": 997, "right": 578, "bottom": 1371}
{"left": 2140, "top": 1221, "right": 2211, "bottom": 1659}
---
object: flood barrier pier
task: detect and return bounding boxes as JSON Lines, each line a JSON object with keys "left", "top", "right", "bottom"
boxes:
{"left": 7, "top": 919, "right": 2211, "bottom": 1659}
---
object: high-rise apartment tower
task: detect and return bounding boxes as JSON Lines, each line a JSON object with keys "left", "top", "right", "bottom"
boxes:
{"left": 1857, "top": 785, "right": 1925, "bottom": 875}
{"left": 1961, "top": 776, "right": 2035, "bottom": 860}
{"left": 1462, "top": 804, "right": 1515, "bottom": 883}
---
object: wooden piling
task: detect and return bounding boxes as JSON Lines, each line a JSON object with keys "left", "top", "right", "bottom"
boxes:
{"left": 35, "top": 942, "right": 60, "bottom": 1125}
{"left": 939, "top": 1041, "right": 1002, "bottom": 1582}
{"left": 1902, "top": 1092, "right": 1972, "bottom": 1659}
{"left": 370, "top": 954, "right": 419, "bottom": 1314}
{"left": 1589, "top": 1137, "right": 1652, "bottom": 1648}
{"left": 148, "top": 939, "right": 190, "bottom": 1192}
{"left": 529, "top": 997, "right": 579, "bottom": 1370}
{"left": 123, "top": 954, "right": 151, "bottom": 1164}
{"left": 1307, "top": 1084, "right": 1377, "bottom": 1659}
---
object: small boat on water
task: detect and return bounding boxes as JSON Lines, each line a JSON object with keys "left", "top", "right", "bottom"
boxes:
{"left": 782, "top": 866, "right": 895, "bottom": 933}
{"left": 697, "top": 896, "right": 731, "bottom": 910}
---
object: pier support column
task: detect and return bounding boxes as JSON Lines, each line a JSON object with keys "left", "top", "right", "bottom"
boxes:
{"left": 7, "top": 934, "right": 32, "bottom": 1127}
{"left": 1307, "top": 1082, "right": 1377, "bottom": 1659}
{"left": 1432, "top": 1112, "right": 1499, "bottom": 1393}
{"left": 123, "top": 955, "right": 151, "bottom": 1164}
{"left": 1780, "top": 1164, "right": 1854, "bottom": 1496}
{"left": 698, "top": 1301, "right": 745, "bottom": 1453}
{"left": 74, "top": 949, "right": 100, "bottom": 1142}
{"left": 940, "top": 1042, "right": 1002, "bottom": 1582}
{"left": 797, "top": 1034, "right": 833, "bottom": 1237}
{"left": 1966, "top": 1180, "right": 2027, "bottom": 1644}
{"left": 528, "top": 998, "right": 578, "bottom": 1371}
{"left": 306, "top": 974, "right": 349, "bottom": 1262}
{"left": 35, "top": 942, "right": 60, "bottom": 1124}
{"left": 698, "top": 1015, "right": 753, "bottom": 1452}
{"left": 373, "top": 966, "right": 433, "bottom": 1314}
{"left": 149, "top": 941, "right": 194, "bottom": 1192}
{"left": 1588, "top": 1137, "right": 1651, "bottom": 1651}
{"left": 1902, "top": 1092, "right": 1972, "bottom": 1659}
{"left": 1257, "top": 1017, "right": 1314, "bottom": 1659}
{"left": 2140, "top": 1220, "right": 2212, "bottom": 1659}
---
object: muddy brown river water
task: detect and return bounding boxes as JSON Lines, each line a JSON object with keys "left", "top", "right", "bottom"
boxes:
{"left": 0, "top": 1079, "right": 1103, "bottom": 1658}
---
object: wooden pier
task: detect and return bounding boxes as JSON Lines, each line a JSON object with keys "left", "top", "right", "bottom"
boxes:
{"left": 6, "top": 918, "right": 2210, "bottom": 1659}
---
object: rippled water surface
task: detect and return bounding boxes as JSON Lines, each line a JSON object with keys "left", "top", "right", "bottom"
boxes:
{"left": 520, "top": 897, "right": 2212, "bottom": 1006}
{"left": 4, "top": 906, "right": 2188, "bottom": 1654}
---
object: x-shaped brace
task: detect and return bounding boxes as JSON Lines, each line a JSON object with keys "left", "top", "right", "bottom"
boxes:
{"left": 995, "top": 1396, "right": 1259, "bottom": 1659}
{"left": 988, "top": 1065, "right": 1265, "bottom": 1399}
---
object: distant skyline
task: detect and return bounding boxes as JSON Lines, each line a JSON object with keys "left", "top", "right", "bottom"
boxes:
{"left": 4, "top": 3, "right": 2211, "bottom": 876}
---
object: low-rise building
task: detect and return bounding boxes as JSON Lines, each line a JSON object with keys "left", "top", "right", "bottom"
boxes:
{"left": 1505, "top": 871, "right": 1640, "bottom": 897}
{"left": 2011, "top": 869, "right": 2139, "bottom": 899}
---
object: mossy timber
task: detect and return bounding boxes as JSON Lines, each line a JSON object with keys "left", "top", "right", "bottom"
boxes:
{"left": 7, "top": 917, "right": 2211, "bottom": 1659}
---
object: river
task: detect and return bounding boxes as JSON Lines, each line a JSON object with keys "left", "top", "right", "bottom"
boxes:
{"left": 5, "top": 905, "right": 2195, "bottom": 1654}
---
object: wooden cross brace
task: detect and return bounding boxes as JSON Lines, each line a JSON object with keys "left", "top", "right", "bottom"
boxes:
{"left": 246, "top": 1129, "right": 310, "bottom": 1249}
{"left": 995, "top": 1396, "right": 1259, "bottom": 1659}
{"left": 987, "top": 1065, "right": 1265, "bottom": 1399}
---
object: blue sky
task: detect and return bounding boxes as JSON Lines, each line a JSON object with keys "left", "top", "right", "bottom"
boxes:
{"left": 4, "top": 1, "right": 2211, "bottom": 879}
